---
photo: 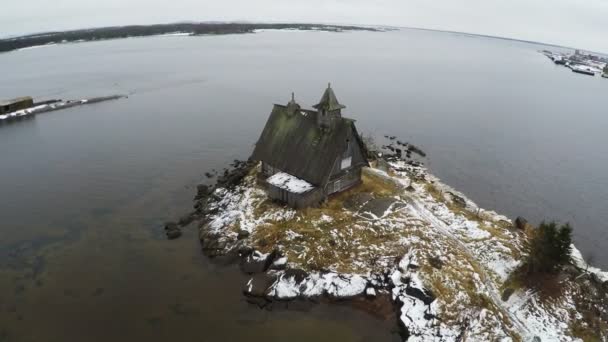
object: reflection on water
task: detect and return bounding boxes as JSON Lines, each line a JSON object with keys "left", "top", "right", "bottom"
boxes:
{"left": 0, "top": 28, "right": 607, "bottom": 341}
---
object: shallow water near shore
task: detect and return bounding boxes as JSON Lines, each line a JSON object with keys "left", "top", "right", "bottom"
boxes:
{"left": 0, "top": 29, "right": 607, "bottom": 341}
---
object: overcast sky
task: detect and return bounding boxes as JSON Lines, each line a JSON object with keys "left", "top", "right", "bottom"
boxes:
{"left": 2, "top": 0, "right": 608, "bottom": 52}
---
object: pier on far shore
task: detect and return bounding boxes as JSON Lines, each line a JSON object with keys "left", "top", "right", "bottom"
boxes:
{"left": 0, "top": 95, "right": 127, "bottom": 124}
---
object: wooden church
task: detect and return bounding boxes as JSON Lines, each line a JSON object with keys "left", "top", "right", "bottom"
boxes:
{"left": 251, "top": 84, "right": 369, "bottom": 208}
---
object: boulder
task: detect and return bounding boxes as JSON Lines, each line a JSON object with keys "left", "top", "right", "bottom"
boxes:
{"left": 244, "top": 273, "right": 278, "bottom": 297}
{"left": 240, "top": 250, "right": 278, "bottom": 274}
{"left": 405, "top": 286, "right": 435, "bottom": 305}
{"left": 237, "top": 229, "right": 250, "bottom": 240}
{"left": 269, "top": 256, "right": 288, "bottom": 270}
{"left": 514, "top": 216, "right": 528, "bottom": 230}
{"left": 359, "top": 197, "right": 398, "bottom": 218}
{"left": 199, "top": 230, "right": 230, "bottom": 257}
{"left": 501, "top": 288, "right": 515, "bottom": 302}
{"left": 343, "top": 192, "right": 374, "bottom": 211}
{"left": 284, "top": 268, "right": 309, "bottom": 283}
{"left": 447, "top": 192, "right": 466, "bottom": 208}
{"left": 428, "top": 256, "right": 443, "bottom": 270}
{"left": 238, "top": 245, "right": 254, "bottom": 257}
{"left": 215, "top": 162, "right": 254, "bottom": 189}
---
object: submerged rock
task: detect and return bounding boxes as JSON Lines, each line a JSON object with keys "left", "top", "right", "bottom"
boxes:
{"left": 164, "top": 222, "right": 182, "bottom": 240}
{"left": 165, "top": 222, "right": 179, "bottom": 231}
{"left": 407, "top": 144, "right": 426, "bottom": 157}
{"left": 195, "top": 184, "right": 211, "bottom": 200}
{"left": 178, "top": 212, "right": 198, "bottom": 226}
{"left": 166, "top": 229, "right": 182, "bottom": 240}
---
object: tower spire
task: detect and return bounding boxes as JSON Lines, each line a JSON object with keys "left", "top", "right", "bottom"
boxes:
{"left": 286, "top": 91, "right": 300, "bottom": 115}
{"left": 313, "top": 83, "right": 345, "bottom": 112}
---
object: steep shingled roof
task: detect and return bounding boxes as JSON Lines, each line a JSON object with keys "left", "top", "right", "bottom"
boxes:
{"left": 251, "top": 105, "right": 367, "bottom": 186}
{"left": 313, "top": 84, "right": 346, "bottom": 112}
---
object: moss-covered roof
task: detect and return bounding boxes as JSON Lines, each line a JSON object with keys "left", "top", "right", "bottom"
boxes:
{"left": 251, "top": 104, "right": 364, "bottom": 186}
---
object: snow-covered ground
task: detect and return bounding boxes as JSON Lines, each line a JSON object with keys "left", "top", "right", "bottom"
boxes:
{"left": 198, "top": 161, "right": 607, "bottom": 341}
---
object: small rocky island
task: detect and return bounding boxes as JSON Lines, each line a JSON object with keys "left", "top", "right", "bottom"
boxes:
{"left": 169, "top": 87, "right": 608, "bottom": 341}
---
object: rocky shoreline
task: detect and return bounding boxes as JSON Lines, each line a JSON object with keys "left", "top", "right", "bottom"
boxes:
{"left": 166, "top": 142, "right": 607, "bottom": 341}
{"left": 1, "top": 23, "right": 383, "bottom": 54}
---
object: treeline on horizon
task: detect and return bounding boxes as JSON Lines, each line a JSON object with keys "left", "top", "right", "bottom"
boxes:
{"left": 0, "top": 23, "right": 379, "bottom": 53}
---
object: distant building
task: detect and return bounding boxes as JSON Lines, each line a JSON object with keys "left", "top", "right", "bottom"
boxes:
{"left": 251, "top": 84, "right": 369, "bottom": 208}
{"left": 0, "top": 97, "right": 34, "bottom": 115}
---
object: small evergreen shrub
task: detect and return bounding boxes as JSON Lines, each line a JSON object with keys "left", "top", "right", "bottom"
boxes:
{"left": 524, "top": 221, "right": 573, "bottom": 274}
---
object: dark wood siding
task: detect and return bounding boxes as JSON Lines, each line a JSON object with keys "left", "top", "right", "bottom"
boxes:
{"left": 327, "top": 167, "right": 362, "bottom": 195}
{"left": 267, "top": 183, "right": 324, "bottom": 208}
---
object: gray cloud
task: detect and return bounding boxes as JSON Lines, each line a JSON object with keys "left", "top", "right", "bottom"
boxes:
{"left": 2, "top": 0, "right": 607, "bottom": 52}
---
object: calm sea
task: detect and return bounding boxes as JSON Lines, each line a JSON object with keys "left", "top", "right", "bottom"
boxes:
{"left": 0, "top": 28, "right": 606, "bottom": 341}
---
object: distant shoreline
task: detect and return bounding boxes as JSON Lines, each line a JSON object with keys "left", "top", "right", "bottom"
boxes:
{"left": 0, "top": 23, "right": 383, "bottom": 54}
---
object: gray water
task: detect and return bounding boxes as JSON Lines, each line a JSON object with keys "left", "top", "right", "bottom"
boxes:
{"left": 0, "top": 29, "right": 607, "bottom": 341}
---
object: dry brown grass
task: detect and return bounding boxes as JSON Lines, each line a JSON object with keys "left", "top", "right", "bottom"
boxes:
{"left": 248, "top": 169, "right": 406, "bottom": 272}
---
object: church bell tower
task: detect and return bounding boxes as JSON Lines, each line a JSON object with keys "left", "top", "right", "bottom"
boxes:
{"left": 313, "top": 83, "right": 346, "bottom": 130}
